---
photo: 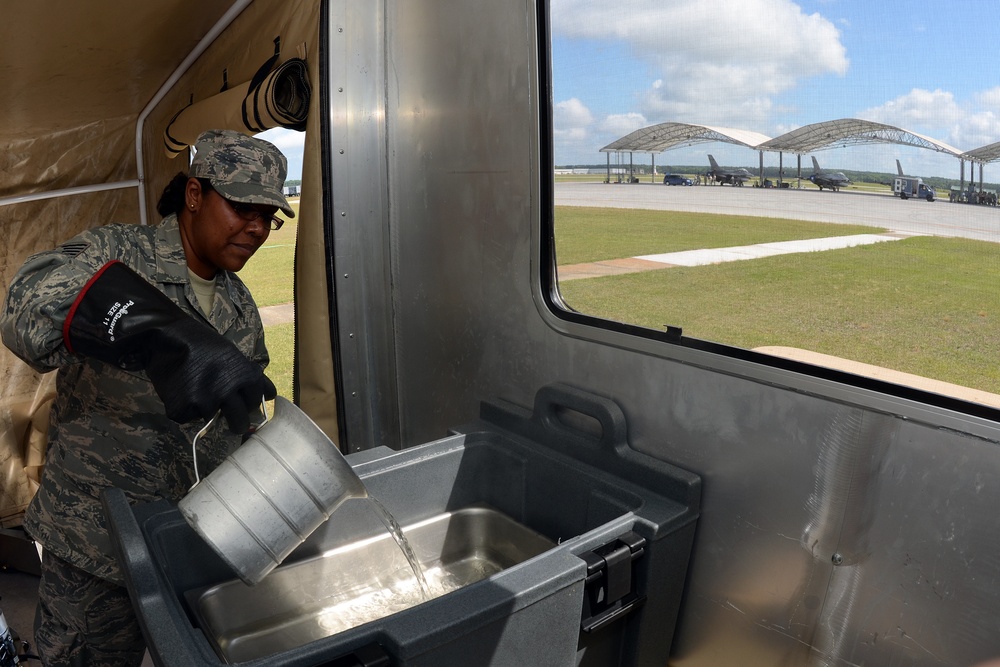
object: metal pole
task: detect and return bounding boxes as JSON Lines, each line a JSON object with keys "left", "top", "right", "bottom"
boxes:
{"left": 0, "top": 180, "right": 141, "bottom": 208}
{"left": 133, "top": 0, "right": 254, "bottom": 225}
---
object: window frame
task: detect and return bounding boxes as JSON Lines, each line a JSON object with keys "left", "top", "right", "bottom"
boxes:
{"left": 532, "top": 0, "right": 1000, "bottom": 428}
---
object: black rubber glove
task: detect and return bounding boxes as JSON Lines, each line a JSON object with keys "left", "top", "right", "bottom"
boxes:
{"left": 64, "top": 261, "right": 276, "bottom": 433}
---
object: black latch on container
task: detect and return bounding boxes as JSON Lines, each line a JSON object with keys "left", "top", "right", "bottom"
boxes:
{"left": 580, "top": 531, "right": 647, "bottom": 633}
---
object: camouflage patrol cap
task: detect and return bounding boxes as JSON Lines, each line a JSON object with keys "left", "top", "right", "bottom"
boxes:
{"left": 190, "top": 129, "right": 295, "bottom": 218}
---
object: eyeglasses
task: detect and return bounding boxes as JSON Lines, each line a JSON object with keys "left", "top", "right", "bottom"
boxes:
{"left": 222, "top": 196, "right": 284, "bottom": 231}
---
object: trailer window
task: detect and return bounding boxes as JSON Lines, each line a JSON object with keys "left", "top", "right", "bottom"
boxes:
{"left": 547, "top": 1, "right": 1000, "bottom": 410}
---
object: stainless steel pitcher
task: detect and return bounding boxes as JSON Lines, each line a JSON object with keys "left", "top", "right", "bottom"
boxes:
{"left": 178, "top": 396, "right": 368, "bottom": 585}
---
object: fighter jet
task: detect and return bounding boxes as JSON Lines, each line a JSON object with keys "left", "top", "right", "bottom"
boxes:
{"left": 807, "top": 156, "right": 851, "bottom": 192}
{"left": 707, "top": 154, "right": 752, "bottom": 186}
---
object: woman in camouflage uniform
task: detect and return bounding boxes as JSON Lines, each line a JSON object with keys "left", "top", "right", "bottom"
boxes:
{"left": 0, "top": 129, "right": 293, "bottom": 667}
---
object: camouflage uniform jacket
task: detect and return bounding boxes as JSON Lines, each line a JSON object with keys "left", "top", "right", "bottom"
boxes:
{"left": 0, "top": 215, "right": 269, "bottom": 584}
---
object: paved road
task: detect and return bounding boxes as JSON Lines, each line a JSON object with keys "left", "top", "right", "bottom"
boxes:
{"left": 555, "top": 182, "right": 1000, "bottom": 244}
{"left": 260, "top": 301, "right": 294, "bottom": 326}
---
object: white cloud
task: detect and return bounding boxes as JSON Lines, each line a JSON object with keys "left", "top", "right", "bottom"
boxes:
{"left": 858, "top": 89, "right": 963, "bottom": 128}
{"left": 974, "top": 87, "right": 1000, "bottom": 108}
{"left": 600, "top": 112, "right": 647, "bottom": 136}
{"left": 952, "top": 111, "right": 1000, "bottom": 150}
{"left": 553, "top": 98, "right": 601, "bottom": 163}
{"left": 553, "top": 102, "right": 652, "bottom": 164}
{"left": 551, "top": 0, "right": 847, "bottom": 128}
{"left": 857, "top": 88, "right": 1000, "bottom": 150}
{"left": 554, "top": 98, "right": 594, "bottom": 128}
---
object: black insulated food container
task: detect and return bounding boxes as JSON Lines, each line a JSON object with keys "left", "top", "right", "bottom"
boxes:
{"left": 104, "top": 383, "right": 701, "bottom": 666}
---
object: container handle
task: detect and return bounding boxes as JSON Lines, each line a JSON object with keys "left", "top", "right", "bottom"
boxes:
{"left": 188, "top": 397, "right": 270, "bottom": 490}
{"left": 533, "top": 383, "right": 628, "bottom": 451}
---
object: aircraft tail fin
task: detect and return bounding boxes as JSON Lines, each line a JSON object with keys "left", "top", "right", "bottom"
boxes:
{"left": 896, "top": 159, "right": 904, "bottom": 176}
{"left": 811, "top": 156, "right": 821, "bottom": 172}
{"left": 708, "top": 154, "right": 720, "bottom": 170}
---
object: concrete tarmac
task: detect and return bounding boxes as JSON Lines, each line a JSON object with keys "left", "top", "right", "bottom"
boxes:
{"left": 555, "top": 181, "right": 1000, "bottom": 243}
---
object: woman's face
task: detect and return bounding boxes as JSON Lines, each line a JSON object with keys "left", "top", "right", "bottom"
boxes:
{"left": 180, "top": 179, "right": 275, "bottom": 278}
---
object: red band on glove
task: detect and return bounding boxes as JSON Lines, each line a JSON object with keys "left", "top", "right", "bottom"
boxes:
{"left": 63, "top": 260, "right": 124, "bottom": 353}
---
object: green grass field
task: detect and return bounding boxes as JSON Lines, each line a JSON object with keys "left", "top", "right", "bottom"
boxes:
{"left": 557, "top": 208, "right": 1000, "bottom": 394}
{"left": 262, "top": 322, "right": 295, "bottom": 400}
{"left": 555, "top": 206, "right": 883, "bottom": 265}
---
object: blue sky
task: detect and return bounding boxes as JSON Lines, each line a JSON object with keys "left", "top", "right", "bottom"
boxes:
{"left": 550, "top": 0, "right": 1000, "bottom": 178}
{"left": 264, "top": 1, "right": 1000, "bottom": 181}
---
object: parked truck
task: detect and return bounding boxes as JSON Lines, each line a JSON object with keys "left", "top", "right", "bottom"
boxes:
{"left": 894, "top": 175, "right": 936, "bottom": 201}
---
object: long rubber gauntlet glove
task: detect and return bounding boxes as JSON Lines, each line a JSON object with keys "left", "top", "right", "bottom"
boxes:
{"left": 64, "top": 261, "right": 276, "bottom": 433}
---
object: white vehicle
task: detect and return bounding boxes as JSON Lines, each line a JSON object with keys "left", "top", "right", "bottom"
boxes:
{"left": 894, "top": 175, "right": 936, "bottom": 201}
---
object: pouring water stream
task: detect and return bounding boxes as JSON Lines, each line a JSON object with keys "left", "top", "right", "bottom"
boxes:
{"left": 184, "top": 397, "right": 430, "bottom": 600}
{"left": 366, "top": 497, "right": 431, "bottom": 601}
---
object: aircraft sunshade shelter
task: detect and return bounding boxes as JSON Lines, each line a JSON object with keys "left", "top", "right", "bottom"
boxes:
{"left": 759, "top": 118, "right": 964, "bottom": 156}
{"left": 600, "top": 122, "right": 773, "bottom": 154}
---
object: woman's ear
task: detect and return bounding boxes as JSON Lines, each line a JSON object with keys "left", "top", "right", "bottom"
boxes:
{"left": 185, "top": 177, "right": 204, "bottom": 214}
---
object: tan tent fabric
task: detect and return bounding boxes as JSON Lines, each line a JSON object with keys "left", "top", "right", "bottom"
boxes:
{"left": 294, "top": 55, "right": 340, "bottom": 441}
{"left": 1, "top": 125, "right": 139, "bottom": 524}
{"left": 0, "top": 373, "right": 56, "bottom": 528}
{"left": 164, "top": 85, "right": 259, "bottom": 158}
{"left": 0, "top": 2, "right": 233, "bottom": 146}
{"left": 0, "top": 115, "right": 137, "bottom": 201}
{"left": 1, "top": 0, "right": 336, "bottom": 523}
{"left": 164, "top": 53, "right": 310, "bottom": 158}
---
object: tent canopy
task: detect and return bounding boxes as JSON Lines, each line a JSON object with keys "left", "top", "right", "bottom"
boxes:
{"left": 1, "top": 2, "right": 234, "bottom": 151}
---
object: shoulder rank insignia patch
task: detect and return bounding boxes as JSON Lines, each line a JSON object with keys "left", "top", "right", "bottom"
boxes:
{"left": 58, "top": 241, "right": 91, "bottom": 257}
